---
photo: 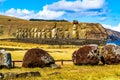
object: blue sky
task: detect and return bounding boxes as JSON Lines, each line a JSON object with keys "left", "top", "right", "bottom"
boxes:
{"left": 0, "top": 0, "right": 120, "bottom": 32}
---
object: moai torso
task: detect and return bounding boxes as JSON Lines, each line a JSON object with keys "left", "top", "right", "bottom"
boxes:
{"left": 23, "top": 28, "right": 28, "bottom": 38}
{"left": 30, "top": 28, "right": 34, "bottom": 38}
{"left": 58, "top": 29, "right": 64, "bottom": 39}
{"left": 33, "top": 28, "right": 38, "bottom": 39}
{"left": 71, "top": 24, "right": 78, "bottom": 39}
{"left": 46, "top": 29, "right": 51, "bottom": 39}
{"left": 64, "top": 30, "right": 69, "bottom": 39}
{"left": 41, "top": 29, "right": 46, "bottom": 39}
{"left": 79, "top": 24, "right": 87, "bottom": 39}
{"left": 27, "top": 29, "right": 31, "bottom": 38}
{"left": 16, "top": 30, "right": 19, "bottom": 38}
{"left": 51, "top": 28, "right": 58, "bottom": 39}
{"left": 21, "top": 28, "right": 24, "bottom": 38}
{"left": 37, "top": 29, "right": 41, "bottom": 39}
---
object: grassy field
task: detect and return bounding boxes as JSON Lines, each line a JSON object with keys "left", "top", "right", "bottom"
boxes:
{"left": 0, "top": 41, "right": 120, "bottom": 80}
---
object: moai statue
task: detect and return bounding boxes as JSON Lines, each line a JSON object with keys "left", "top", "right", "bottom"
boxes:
{"left": 41, "top": 28, "right": 46, "bottom": 39}
{"left": 79, "top": 23, "right": 87, "bottom": 39}
{"left": 15, "top": 29, "right": 19, "bottom": 38}
{"left": 18, "top": 28, "right": 22, "bottom": 38}
{"left": 51, "top": 24, "right": 58, "bottom": 39}
{"left": 30, "top": 28, "right": 34, "bottom": 39}
{"left": 34, "top": 28, "right": 37, "bottom": 32}
{"left": 46, "top": 28, "right": 51, "bottom": 39}
{"left": 27, "top": 28, "right": 31, "bottom": 38}
{"left": 20, "top": 28, "right": 24, "bottom": 38}
{"left": 37, "top": 29, "right": 41, "bottom": 39}
{"left": 71, "top": 21, "right": 78, "bottom": 39}
{"left": 33, "top": 28, "right": 38, "bottom": 39}
{"left": 23, "top": 28, "right": 28, "bottom": 39}
{"left": 64, "top": 28, "right": 70, "bottom": 39}
{"left": 58, "top": 27, "right": 64, "bottom": 39}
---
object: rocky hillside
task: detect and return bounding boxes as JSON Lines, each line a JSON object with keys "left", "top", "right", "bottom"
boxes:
{"left": 0, "top": 15, "right": 107, "bottom": 40}
{"left": 106, "top": 29, "right": 120, "bottom": 39}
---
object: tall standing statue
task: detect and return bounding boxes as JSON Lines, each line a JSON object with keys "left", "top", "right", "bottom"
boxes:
{"left": 41, "top": 28, "right": 46, "bottom": 39}
{"left": 37, "top": 29, "right": 41, "bottom": 39}
{"left": 71, "top": 20, "right": 78, "bottom": 39}
{"left": 79, "top": 23, "right": 87, "bottom": 39}
{"left": 15, "top": 29, "right": 19, "bottom": 38}
{"left": 51, "top": 23, "right": 58, "bottom": 39}
{"left": 64, "top": 28, "right": 69, "bottom": 39}
{"left": 46, "top": 28, "right": 51, "bottom": 39}
{"left": 33, "top": 28, "right": 38, "bottom": 39}
{"left": 58, "top": 27, "right": 64, "bottom": 39}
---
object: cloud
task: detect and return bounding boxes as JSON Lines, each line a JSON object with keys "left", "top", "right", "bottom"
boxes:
{"left": 46, "top": 0, "right": 107, "bottom": 16}
{"left": 35, "top": 6, "right": 65, "bottom": 19}
{"left": 47, "top": 0, "right": 105, "bottom": 11}
{"left": 1, "top": 7, "right": 65, "bottom": 19}
{"left": 98, "top": 17, "right": 107, "bottom": 21}
{"left": 102, "top": 23, "right": 120, "bottom": 32}
{"left": 0, "top": 0, "right": 108, "bottom": 20}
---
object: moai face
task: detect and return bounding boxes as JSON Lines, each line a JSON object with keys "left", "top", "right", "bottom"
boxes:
{"left": 73, "top": 24, "right": 78, "bottom": 30}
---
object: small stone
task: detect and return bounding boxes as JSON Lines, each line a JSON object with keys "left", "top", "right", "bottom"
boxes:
{"left": 0, "top": 73, "right": 4, "bottom": 79}
{"left": 50, "top": 64, "right": 61, "bottom": 69}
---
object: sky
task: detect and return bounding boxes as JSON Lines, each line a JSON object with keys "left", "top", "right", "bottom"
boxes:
{"left": 0, "top": 0, "right": 120, "bottom": 32}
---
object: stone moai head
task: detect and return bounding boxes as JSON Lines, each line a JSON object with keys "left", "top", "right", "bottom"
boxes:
{"left": 73, "top": 20, "right": 78, "bottom": 30}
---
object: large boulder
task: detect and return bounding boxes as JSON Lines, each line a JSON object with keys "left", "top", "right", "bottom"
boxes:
{"left": 0, "top": 49, "right": 12, "bottom": 69}
{"left": 72, "top": 44, "right": 100, "bottom": 65}
{"left": 22, "top": 48, "right": 55, "bottom": 68}
{"left": 101, "top": 44, "right": 120, "bottom": 64}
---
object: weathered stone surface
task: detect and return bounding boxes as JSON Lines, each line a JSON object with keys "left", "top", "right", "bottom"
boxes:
{"left": 50, "top": 64, "right": 61, "bottom": 69}
{"left": 72, "top": 44, "right": 100, "bottom": 65}
{"left": 101, "top": 44, "right": 120, "bottom": 64}
{"left": 0, "top": 73, "right": 4, "bottom": 79}
{"left": 4, "top": 72, "right": 17, "bottom": 79}
{"left": 0, "top": 49, "right": 12, "bottom": 69}
{"left": 3, "top": 72, "right": 41, "bottom": 79}
{"left": 47, "top": 72, "right": 61, "bottom": 76}
{"left": 22, "top": 48, "right": 55, "bottom": 68}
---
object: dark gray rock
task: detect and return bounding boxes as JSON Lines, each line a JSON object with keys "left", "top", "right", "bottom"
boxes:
{"left": 0, "top": 49, "right": 12, "bottom": 69}
{"left": 0, "top": 73, "right": 4, "bottom": 79}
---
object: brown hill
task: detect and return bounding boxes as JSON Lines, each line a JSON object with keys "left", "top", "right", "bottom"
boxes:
{"left": 0, "top": 15, "right": 107, "bottom": 40}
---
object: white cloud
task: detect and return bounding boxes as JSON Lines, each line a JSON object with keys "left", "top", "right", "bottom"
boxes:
{"left": 1, "top": 7, "right": 65, "bottom": 19}
{"left": 35, "top": 6, "right": 65, "bottom": 19}
{"left": 47, "top": 0, "right": 105, "bottom": 11}
{"left": 102, "top": 23, "right": 120, "bottom": 32}
{"left": 0, "top": 0, "right": 107, "bottom": 20}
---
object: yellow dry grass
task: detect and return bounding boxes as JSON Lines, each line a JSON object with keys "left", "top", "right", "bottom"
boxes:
{"left": 0, "top": 41, "right": 120, "bottom": 80}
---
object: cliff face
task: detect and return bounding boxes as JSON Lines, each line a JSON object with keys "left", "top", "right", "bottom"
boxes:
{"left": 106, "top": 29, "right": 120, "bottom": 39}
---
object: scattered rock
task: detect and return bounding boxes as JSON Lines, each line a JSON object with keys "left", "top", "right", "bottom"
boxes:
{"left": 72, "top": 44, "right": 100, "bottom": 65}
{"left": 50, "top": 64, "right": 61, "bottom": 69}
{"left": 48, "top": 72, "right": 61, "bottom": 76}
{"left": 4, "top": 72, "right": 17, "bottom": 79}
{"left": 101, "top": 44, "right": 120, "bottom": 64}
{"left": 0, "top": 49, "right": 12, "bottom": 69}
{"left": 22, "top": 48, "right": 55, "bottom": 68}
{"left": 0, "top": 73, "right": 4, "bottom": 79}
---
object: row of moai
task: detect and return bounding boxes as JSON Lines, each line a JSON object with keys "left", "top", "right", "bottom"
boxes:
{"left": 16, "top": 21, "right": 87, "bottom": 39}
{"left": 15, "top": 20, "right": 105, "bottom": 40}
